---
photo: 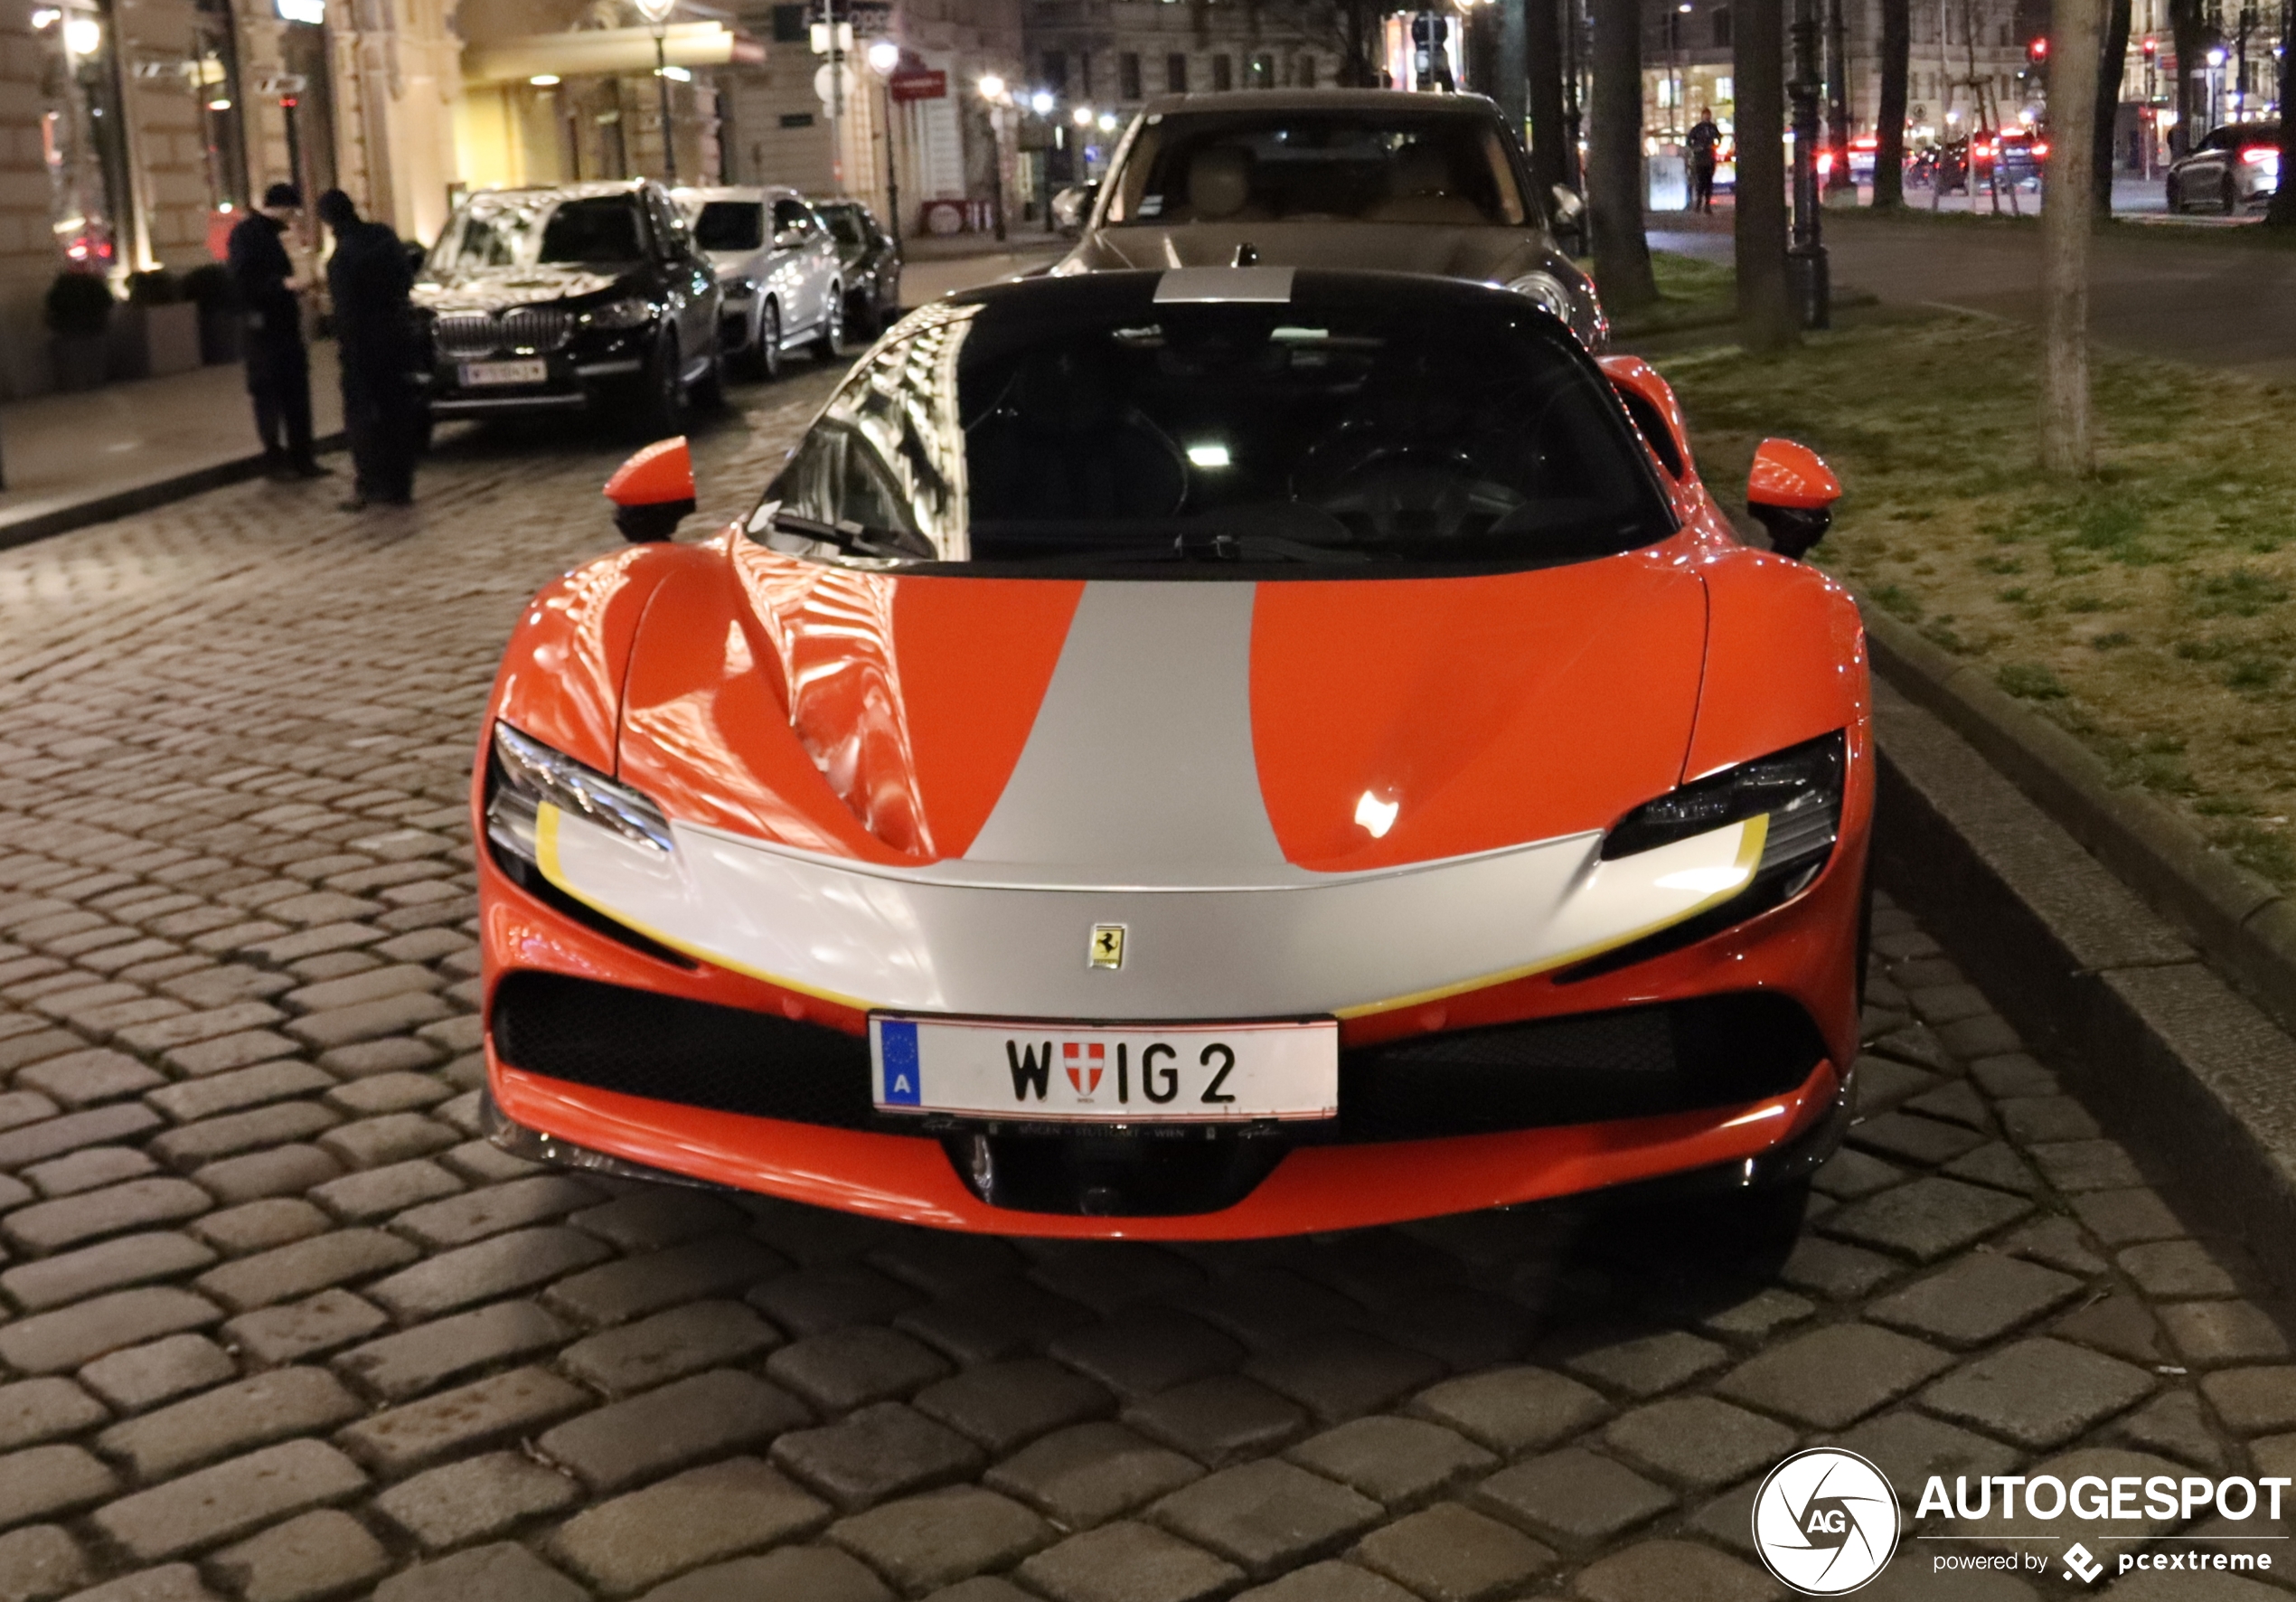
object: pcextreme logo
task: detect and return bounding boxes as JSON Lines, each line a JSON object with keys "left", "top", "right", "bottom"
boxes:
{"left": 1752, "top": 1448, "right": 1901, "bottom": 1595}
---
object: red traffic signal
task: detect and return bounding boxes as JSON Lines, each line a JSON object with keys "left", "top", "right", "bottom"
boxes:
{"left": 2140, "top": 33, "right": 2158, "bottom": 52}
{"left": 2028, "top": 35, "right": 2047, "bottom": 58}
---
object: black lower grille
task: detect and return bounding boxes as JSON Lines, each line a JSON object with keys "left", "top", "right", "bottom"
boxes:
{"left": 491, "top": 971, "right": 883, "bottom": 1132}
{"left": 1327, "top": 992, "right": 1828, "bottom": 1141}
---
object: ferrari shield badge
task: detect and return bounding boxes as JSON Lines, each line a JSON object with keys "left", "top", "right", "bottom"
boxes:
{"left": 1088, "top": 924, "right": 1125, "bottom": 970}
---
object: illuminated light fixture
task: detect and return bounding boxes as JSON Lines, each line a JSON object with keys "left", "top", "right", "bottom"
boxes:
{"left": 273, "top": 0, "right": 325, "bottom": 23}
{"left": 1655, "top": 864, "right": 1754, "bottom": 893}
{"left": 530, "top": 73, "right": 560, "bottom": 85}
{"left": 1098, "top": 111, "right": 1117, "bottom": 130}
{"left": 656, "top": 63, "right": 692, "bottom": 80}
{"left": 2208, "top": 46, "right": 2226, "bottom": 65}
{"left": 206, "top": 97, "right": 231, "bottom": 109}
{"left": 1072, "top": 103, "right": 1094, "bottom": 125}
{"left": 1030, "top": 90, "right": 1053, "bottom": 114}
{"left": 633, "top": 0, "right": 674, "bottom": 22}
{"left": 866, "top": 37, "right": 899, "bottom": 73}
{"left": 30, "top": 7, "right": 59, "bottom": 25}
{"left": 979, "top": 72, "right": 1004, "bottom": 99}
{"left": 1354, "top": 792, "right": 1399, "bottom": 839}
{"left": 63, "top": 14, "right": 100, "bottom": 52}
{"left": 1184, "top": 442, "right": 1230, "bottom": 467}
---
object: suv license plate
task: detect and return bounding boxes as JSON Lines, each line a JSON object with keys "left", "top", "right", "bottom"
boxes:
{"left": 460, "top": 359, "right": 547, "bottom": 385}
{"left": 870, "top": 1015, "right": 1338, "bottom": 1123}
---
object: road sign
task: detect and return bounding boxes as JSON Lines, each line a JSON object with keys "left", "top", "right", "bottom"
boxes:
{"left": 889, "top": 68, "right": 945, "bottom": 101}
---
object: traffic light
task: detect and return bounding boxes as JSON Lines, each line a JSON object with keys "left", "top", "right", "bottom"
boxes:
{"left": 2141, "top": 33, "right": 2158, "bottom": 53}
{"left": 2028, "top": 35, "right": 2047, "bottom": 60}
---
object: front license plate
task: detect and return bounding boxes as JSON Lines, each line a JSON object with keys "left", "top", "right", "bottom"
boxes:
{"left": 459, "top": 359, "right": 547, "bottom": 386}
{"left": 870, "top": 1015, "right": 1338, "bottom": 1123}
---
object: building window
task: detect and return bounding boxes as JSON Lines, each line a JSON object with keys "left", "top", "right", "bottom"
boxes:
{"left": 1247, "top": 52, "right": 1273, "bottom": 88}
{"left": 1212, "top": 53, "right": 1232, "bottom": 90}
{"left": 1296, "top": 54, "right": 1316, "bottom": 87}
{"left": 38, "top": 2, "right": 130, "bottom": 268}
{"left": 1711, "top": 5, "right": 1731, "bottom": 45}
{"left": 771, "top": 5, "right": 806, "bottom": 42}
{"left": 1119, "top": 52, "right": 1141, "bottom": 99}
{"left": 1166, "top": 52, "right": 1188, "bottom": 91}
{"left": 1042, "top": 51, "right": 1068, "bottom": 93}
{"left": 192, "top": 0, "right": 249, "bottom": 212}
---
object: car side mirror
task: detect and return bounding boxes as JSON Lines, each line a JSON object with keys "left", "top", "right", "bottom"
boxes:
{"left": 1746, "top": 438, "right": 1840, "bottom": 560}
{"left": 605, "top": 436, "right": 696, "bottom": 543}
{"left": 1549, "top": 183, "right": 1587, "bottom": 250}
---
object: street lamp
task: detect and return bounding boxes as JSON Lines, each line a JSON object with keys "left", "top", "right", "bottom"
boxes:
{"left": 868, "top": 37, "right": 902, "bottom": 247}
{"left": 633, "top": 0, "right": 677, "bottom": 182}
{"left": 980, "top": 75, "right": 1011, "bottom": 242}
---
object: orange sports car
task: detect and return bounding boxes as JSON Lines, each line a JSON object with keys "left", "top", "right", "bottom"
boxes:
{"left": 475, "top": 267, "right": 1867, "bottom": 1239}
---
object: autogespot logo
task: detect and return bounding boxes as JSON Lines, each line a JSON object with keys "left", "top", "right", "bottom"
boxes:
{"left": 1752, "top": 1448, "right": 1902, "bottom": 1595}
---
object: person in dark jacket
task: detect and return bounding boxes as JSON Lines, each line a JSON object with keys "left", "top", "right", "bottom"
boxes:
{"left": 1687, "top": 109, "right": 1723, "bottom": 214}
{"left": 227, "top": 183, "right": 325, "bottom": 480}
{"left": 316, "top": 189, "right": 419, "bottom": 510}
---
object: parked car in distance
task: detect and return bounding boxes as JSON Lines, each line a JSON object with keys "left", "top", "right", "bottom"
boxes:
{"left": 674, "top": 185, "right": 843, "bottom": 379}
{"left": 1060, "top": 90, "right": 1607, "bottom": 350}
{"left": 413, "top": 179, "right": 722, "bottom": 436}
{"left": 1932, "top": 129, "right": 2047, "bottom": 193}
{"left": 2167, "top": 123, "right": 2282, "bottom": 212}
{"left": 809, "top": 197, "right": 902, "bottom": 338}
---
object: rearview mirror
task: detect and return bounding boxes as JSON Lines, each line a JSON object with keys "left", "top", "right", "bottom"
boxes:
{"left": 605, "top": 436, "right": 696, "bottom": 543}
{"left": 1549, "top": 184, "right": 1586, "bottom": 228}
{"left": 1746, "top": 438, "right": 1840, "bottom": 561}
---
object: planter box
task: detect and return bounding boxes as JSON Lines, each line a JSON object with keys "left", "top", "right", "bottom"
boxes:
{"left": 51, "top": 335, "right": 108, "bottom": 392}
{"left": 198, "top": 306, "right": 243, "bottom": 364}
{"left": 110, "top": 303, "right": 202, "bottom": 381}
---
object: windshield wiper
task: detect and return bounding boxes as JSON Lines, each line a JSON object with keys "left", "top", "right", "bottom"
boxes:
{"left": 1176, "top": 532, "right": 1371, "bottom": 564}
{"left": 770, "top": 511, "right": 935, "bottom": 561}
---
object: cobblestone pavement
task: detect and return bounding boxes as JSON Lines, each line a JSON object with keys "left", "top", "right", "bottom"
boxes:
{"left": 0, "top": 361, "right": 2292, "bottom": 1602}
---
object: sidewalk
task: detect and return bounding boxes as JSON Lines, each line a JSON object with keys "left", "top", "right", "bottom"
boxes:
{"left": 0, "top": 345, "right": 345, "bottom": 551}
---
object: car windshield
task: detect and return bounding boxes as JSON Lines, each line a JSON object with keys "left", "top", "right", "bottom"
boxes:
{"left": 693, "top": 201, "right": 765, "bottom": 252}
{"left": 817, "top": 206, "right": 869, "bottom": 245}
{"left": 429, "top": 193, "right": 647, "bottom": 271}
{"left": 756, "top": 275, "right": 1671, "bottom": 573}
{"left": 1105, "top": 109, "right": 1529, "bottom": 228}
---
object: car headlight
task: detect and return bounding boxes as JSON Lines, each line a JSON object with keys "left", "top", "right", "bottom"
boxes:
{"left": 583, "top": 297, "right": 656, "bottom": 330}
{"left": 1604, "top": 731, "right": 1845, "bottom": 888}
{"left": 721, "top": 278, "right": 756, "bottom": 300}
{"left": 486, "top": 722, "right": 674, "bottom": 865}
{"left": 1505, "top": 272, "right": 1576, "bottom": 322}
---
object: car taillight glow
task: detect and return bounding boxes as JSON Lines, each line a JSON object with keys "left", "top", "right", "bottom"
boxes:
{"left": 2243, "top": 146, "right": 2280, "bottom": 166}
{"left": 2032, "top": 141, "right": 2050, "bottom": 157}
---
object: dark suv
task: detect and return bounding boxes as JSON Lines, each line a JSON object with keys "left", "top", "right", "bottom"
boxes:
{"left": 414, "top": 180, "right": 723, "bottom": 434}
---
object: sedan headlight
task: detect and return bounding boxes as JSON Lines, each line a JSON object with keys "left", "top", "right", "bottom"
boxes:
{"left": 583, "top": 297, "right": 656, "bottom": 330}
{"left": 1604, "top": 731, "right": 1845, "bottom": 889}
{"left": 1505, "top": 272, "right": 1576, "bottom": 322}
{"left": 721, "top": 278, "right": 757, "bottom": 301}
{"left": 486, "top": 722, "right": 674, "bottom": 867}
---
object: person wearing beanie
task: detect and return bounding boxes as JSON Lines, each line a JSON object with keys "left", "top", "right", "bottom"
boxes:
{"left": 316, "top": 189, "right": 418, "bottom": 510}
{"left": 226, "top": 182, "right": 325, "bottom": 480}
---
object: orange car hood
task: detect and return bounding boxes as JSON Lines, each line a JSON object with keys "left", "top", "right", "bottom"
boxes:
{"left": 617, "top": 543, "right": 1708, "bottom": 881}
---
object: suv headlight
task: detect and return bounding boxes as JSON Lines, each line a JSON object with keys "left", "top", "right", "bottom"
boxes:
{"left": 486, "top": 722, "right": 674, "bottom": 865}
{"left": 583, "top": 297, "right": 656, "bottom": 330}
{"left": 1604, "top": 731, "right": 1845, "bottom": 891}
{"left": 1505, "top": 271, "right": 1576, "bottom": 322}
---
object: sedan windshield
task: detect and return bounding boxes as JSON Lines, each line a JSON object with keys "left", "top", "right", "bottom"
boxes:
{"left": 693, "top": 201, "right": 765, "bottom": 252}
{"left": 816, "top": 205, "right": 870, "bottom": 246}
{"left": 429, "top": 194, "right": 647, "bottom": 271}
{"left": 757, "top": 274, "right": 1671, "bottom": 573}
{"left": 1106, "top": 110, "right": 1529, "bottom": 227}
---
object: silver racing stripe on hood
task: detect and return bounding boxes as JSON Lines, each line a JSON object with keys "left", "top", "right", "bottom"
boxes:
{"left": 956, "top": 580, "right": 1313, "bottom": 889}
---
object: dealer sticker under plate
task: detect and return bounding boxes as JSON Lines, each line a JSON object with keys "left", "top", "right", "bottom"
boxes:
{"left": 460, "top": 359, "right": 548, "bottom": 386}
{"left": 870, "top": 1015, "right": 1338, "bottom": 1123}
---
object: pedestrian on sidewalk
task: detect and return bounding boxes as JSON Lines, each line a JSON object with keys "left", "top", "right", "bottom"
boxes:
{"left": 1688, "top": 108, "right": 1723, "bottom": 214}
{"left": 316, "top": 189, "right": 419, "bottom": 511}
{"left": 228, "top": 184, "right": 326, "bottom": 481}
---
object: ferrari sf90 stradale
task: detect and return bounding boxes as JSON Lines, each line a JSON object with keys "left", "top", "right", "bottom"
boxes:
{"left": 475, "top": 267, "right": 1865, "bottom": 1238}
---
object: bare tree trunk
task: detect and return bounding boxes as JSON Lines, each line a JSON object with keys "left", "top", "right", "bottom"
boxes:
{"left": 1823, "top": 0, "right": 1853, "bottom": 192}
{"left": 1737, "top": 0, "right": 1796, "bottom": 348}
{"left": 1529, "top": 0, "right": 1572, "bottom": 202}
{"left": 2272, "top": 0, "right": 2296, "bottom": 224}
{"left": 2043, "top": 0, "right": 2102, "bottom": 476}
{"left": 2092, "top": 0, "right": 2131, "bottom": 213}
{"left": 1589, "top": 0, "right": 1659, "bottom": 309}
{"left": 1501, "top": 0, "right": 1529, "bottom": 143}
{"left": 2168, "top": 0, "right": 2203, "bottom": 155}
{"left": 1874, "top": 0, "right": 1910, "bottom": 205}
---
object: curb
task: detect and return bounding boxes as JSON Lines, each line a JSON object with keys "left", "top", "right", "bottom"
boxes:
{"left": 1868, "top": 629, "right": 2296, "bottom": 1296}
{"left": 1861, "top": 605, "right": 2296, "bottom": 1038}
{"left": 0, "top": 430, "right": 349, "bottom": 556}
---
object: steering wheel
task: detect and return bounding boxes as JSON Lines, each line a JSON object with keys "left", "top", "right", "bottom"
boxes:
{"left": 1308, "top": 445, "right": 1525, "bottom": 544}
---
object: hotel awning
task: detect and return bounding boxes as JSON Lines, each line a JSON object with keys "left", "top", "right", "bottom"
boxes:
{"left": 463, "top": 23, "right": 765, "bottom": 86}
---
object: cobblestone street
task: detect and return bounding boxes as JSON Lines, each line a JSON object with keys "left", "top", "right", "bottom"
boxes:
{"left": 0, "top": 365, "right": 2291, "bottom": 1602}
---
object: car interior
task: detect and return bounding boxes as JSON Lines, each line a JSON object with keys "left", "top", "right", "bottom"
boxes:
{"left": 1115, "top": 116, "right": 1525, "bottom": 227}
